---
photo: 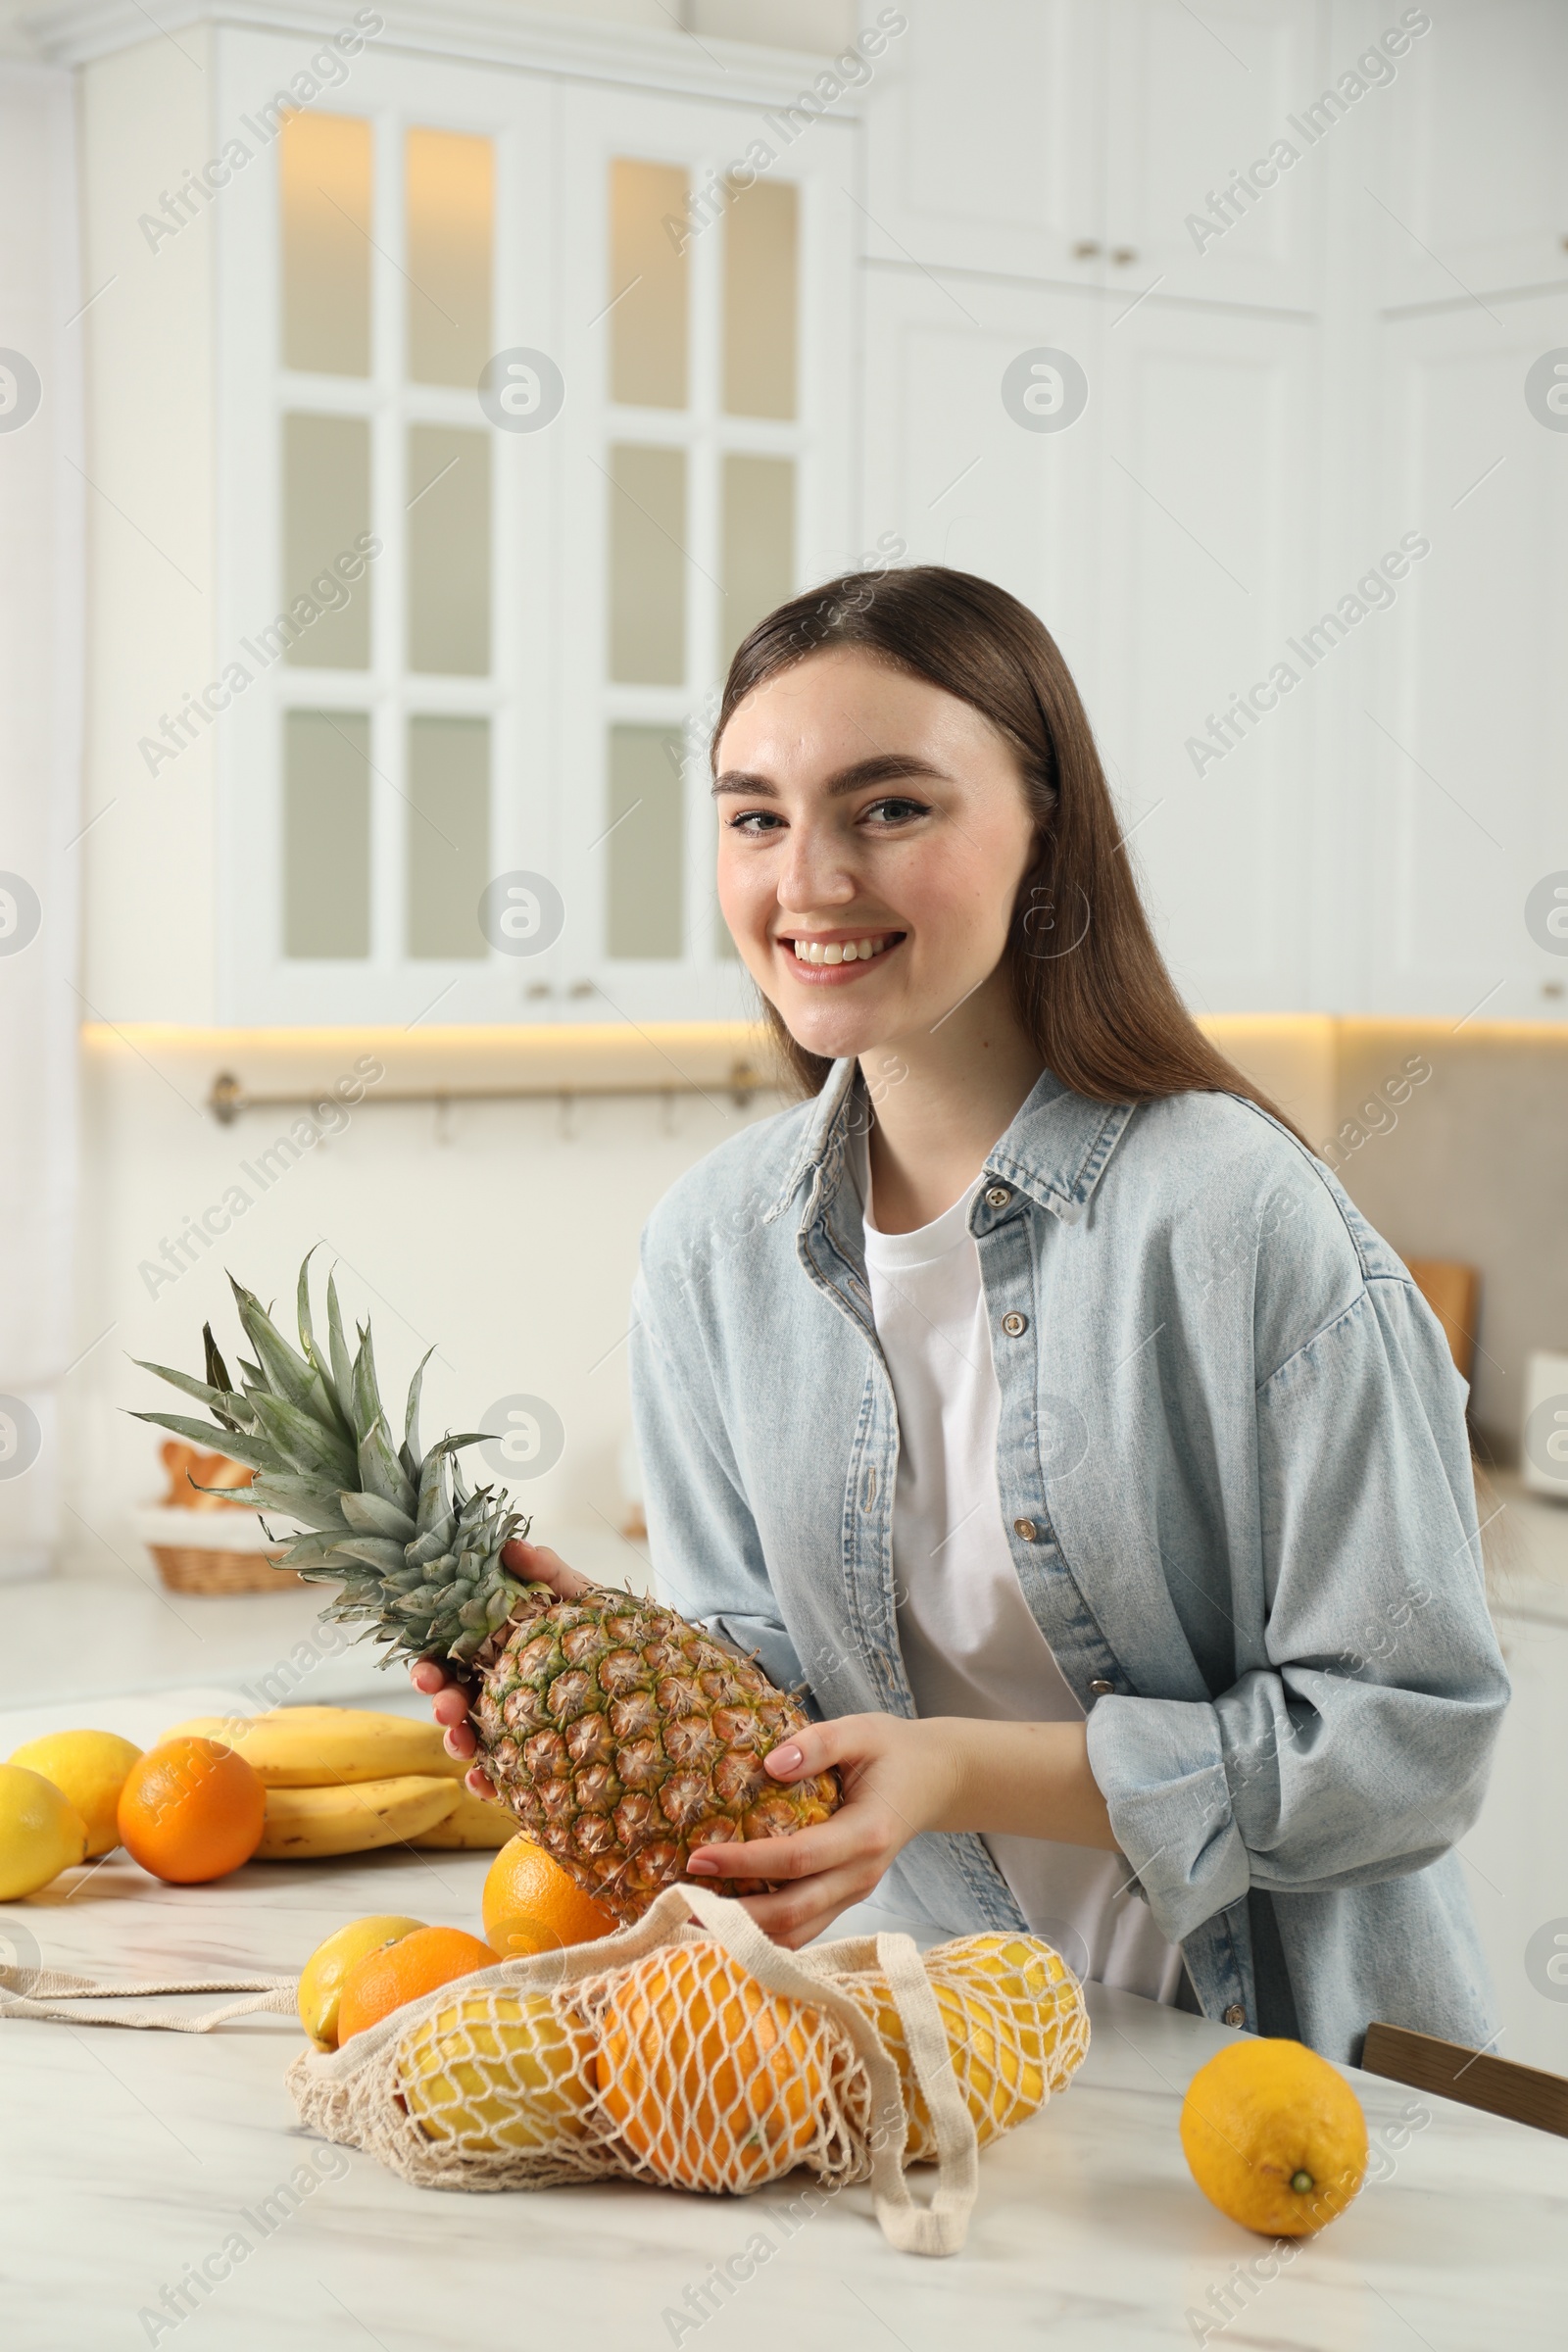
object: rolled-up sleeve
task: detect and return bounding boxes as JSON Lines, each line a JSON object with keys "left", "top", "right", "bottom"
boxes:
{"left": 1086, "top": 1275, "right": 1511, "bottom": 1946}
{"left": 628, "top": 1261, "right": 808, "bottom": 1696}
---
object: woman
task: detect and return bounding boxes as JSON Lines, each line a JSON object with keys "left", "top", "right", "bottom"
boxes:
{"left": 417, "top": 566, "right": 1507, "bottom": 2065}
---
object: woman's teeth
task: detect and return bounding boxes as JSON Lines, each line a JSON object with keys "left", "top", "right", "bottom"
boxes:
{"left": 789, "top": 935, "right": 893, "bottom": 966}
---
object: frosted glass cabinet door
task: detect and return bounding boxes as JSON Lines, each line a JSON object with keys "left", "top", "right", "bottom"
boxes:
{"left": 610, "top": 158, "right": 690, "bottom": 410}
{"left": 282, "top": 415, "right": 372, "bottom": 669}
{"left": 407, "top": 423, "right": 491, "bottom": 676}
{"left": 407, "top": 716, "right": 490, "bottom": 960}
{"left": 723, "top": 175, "right": 798, "bottom": 419}
{"left": 216, "top": 24, "right": 852, "bottom": 1025}
{"left": 218, "top": 26, "right": 553, "bottom": 1024}
{"left": 552, "top": 77, "right": 854, "bottom": 1021}
{"left": 405, "top": 126, "right": 494, "bottom": 386}
{"left": 283, "top": 710, "right": 371, "bottom": 958}
{"left": 279, "top": 111, "right": 371, "bottom": 376}
{"left": 607, "top": 443, "right": 688, "bottom": 684}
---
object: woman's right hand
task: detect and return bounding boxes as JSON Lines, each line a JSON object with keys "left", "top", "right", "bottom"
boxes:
{"left": 409, "top": 1541, "right": 592, "bottom": 1797}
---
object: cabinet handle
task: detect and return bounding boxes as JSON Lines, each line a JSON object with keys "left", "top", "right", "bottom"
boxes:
{"left": 1111, "top": 246, "right": 1139, "bottom": 266}
{"left": 1072, "top": 239, "right": 1102, "bottom": 260}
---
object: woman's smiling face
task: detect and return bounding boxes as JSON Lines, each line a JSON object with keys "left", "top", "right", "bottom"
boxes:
{"left": 713, "top": 646, "right": 1040, "bottom": 1064}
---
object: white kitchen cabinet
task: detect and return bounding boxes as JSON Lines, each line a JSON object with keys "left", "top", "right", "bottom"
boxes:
{"left": 1088, "top": 298, "right": 1321, "bottom": 1010}
{"left": 859, "top": 0, "right": 1103, "bottom": 284}
{"left": 1100, "top": 0, "right": 1324, "bottom": 313}
{"left": 1354, "top": 289, "right": 1568, "bottom": 1022}
{"left": 1373, "top": 0, "right": 1568, "bottom": 309}
{"left": 62, "top": 2, "right": 859, "bottom": 1031}
{"left": 862, "top": 0, "right": 1323, "bottom": 313}
{"left": 861, "top": 266, "right": 1322, "bottom": 1011}
{"left": 1465, "top": 1480, "right": 1568, "bottom": 2078}
{"left": 859, "top": 270, "right": 1104, "bottom": 675}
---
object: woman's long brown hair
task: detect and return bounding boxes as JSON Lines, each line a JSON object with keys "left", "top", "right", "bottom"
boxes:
{"left": 715, "top": 564, "right": 1306, "bottom": 1143}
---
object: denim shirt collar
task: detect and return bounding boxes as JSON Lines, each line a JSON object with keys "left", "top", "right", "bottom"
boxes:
{"left": 765, "top": 1056, "right": 1139, "bottom": 1231}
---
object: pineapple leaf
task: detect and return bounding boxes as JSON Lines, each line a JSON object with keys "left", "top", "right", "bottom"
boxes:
{"left": 326, "top": 1274, "right": 356, "bottom": 1417}
{"left": 241, "top": 1473, "right": 353, "bottom": 1529}
{"left": 295, "top": 1249, "right": 321, "bottom": 1368}
{"left": 358, "top": 1415, "right": 418, "bottom": 1518}
{"left": 349, "top": 1328, "right": 385, "bottom": 1450}
{"left": 333, "top": 1535, "right": 413, "bottom": 1576}
{"left": 339, "top": 1490, "right": 417, "bottom": 1543}
{"left": 403, "top": 1348, "right": 434, "bottom": 1467}
{"left": 415, "top": 1446, "right": 448, "bottom": 1535}
{"left": 203, "top": 1323, "right": 235, "bottom": 1396}
{"left": 280, "top": 1531, "right": 359, "bottom": 1573}
{"left": 132, "top": 1358, "right": 254, "bottom": 1430}
{"left": 249, "top": 1389, "right": 359, "bottom": 1487}
{"left": 130, "top": 1410, "right": 280, "bottom": 1474}
{"left": 230, "top": 1278, "right": 336, "bottom": 1430}
{"left": 201, "top": 1327, "right": 247, "bottom": 1432}
{"left": 296, "top": 1249, "right": 357, "bottom": 1445}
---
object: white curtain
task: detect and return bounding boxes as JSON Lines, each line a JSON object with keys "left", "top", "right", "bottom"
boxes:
{"left": 0, "top": 65, "right": 83, "bottom": 1579}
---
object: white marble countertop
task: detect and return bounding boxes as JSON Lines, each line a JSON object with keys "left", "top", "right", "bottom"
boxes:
{"left": 3, "top": 1834, "right": 1566, "bottom": 2352}
{"left": 3, "top": 1519, "right": 1567, "bottom": 2347}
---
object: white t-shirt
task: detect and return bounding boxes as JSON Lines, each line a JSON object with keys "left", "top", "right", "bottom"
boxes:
{"left": 850, "top": 1129, "right": 1183, "bottom": 2005}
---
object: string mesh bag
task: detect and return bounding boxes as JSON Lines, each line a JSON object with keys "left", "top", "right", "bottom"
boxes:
{"left": 833, "top": 1932, "right": 1091, "bottom": 2162}
{"left": 286, "top": 1884, "right": 1092, "bottom": 2256}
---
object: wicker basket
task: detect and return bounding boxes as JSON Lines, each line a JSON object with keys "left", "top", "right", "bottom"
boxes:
{"left": 148, "top": 1543, "right": 306, "bottom": 1595}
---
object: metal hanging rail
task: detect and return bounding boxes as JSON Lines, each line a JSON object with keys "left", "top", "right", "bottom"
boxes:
{"left": 206, "top": 1061, "right": 771, "bottom": 1123}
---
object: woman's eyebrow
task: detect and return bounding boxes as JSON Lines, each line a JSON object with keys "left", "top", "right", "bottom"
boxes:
{"left": 711, "top": 754, "right": 950, "bottom": 799}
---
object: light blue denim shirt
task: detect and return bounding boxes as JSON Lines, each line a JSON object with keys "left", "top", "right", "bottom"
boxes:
{"left": 628, "top": 1057, "right": 1508, "bottom": 2062}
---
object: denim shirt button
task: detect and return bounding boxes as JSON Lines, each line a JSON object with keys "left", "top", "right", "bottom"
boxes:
{"left": 1002, "top": 1310, "right": 1029, "bottom": 1336}
{"left": 1223, "top": 2004, "right": 1248, "bottom": 2029}
{"left": 1088, "top": 1678, "right": 1114, "bottom": 1695}
{"left": 1012, "top": 1517, "right": 1038, "bottom": 1541}
{"left": 984, "top": 1185, "right": 1011, "bottom": 1208}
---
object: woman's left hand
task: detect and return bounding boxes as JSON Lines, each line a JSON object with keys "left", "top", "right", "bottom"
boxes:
{"left": 683, "top": 1713, "right": 962, "bottom": 1949}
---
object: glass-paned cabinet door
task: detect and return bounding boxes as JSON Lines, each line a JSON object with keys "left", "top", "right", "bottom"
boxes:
{"left": 216, "top": 28, "right": 854, "bottom": 1024}
{"left": 555, "top": 82, "right": 856, "bottom": 1025}
{"left": 216, "top": 31, "right": 555, "bottom": 1024}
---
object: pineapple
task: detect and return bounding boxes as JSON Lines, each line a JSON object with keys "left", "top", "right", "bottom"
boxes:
{"left": 133, "top": 1254, "right": 839, "bottom": 1923}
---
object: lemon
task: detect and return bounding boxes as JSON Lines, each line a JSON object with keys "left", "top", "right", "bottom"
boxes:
{"left": 0, "top": 1765, "right": 90, "bottom": 1899}
{"left": 9, "top": 1731, "right": 143, "bottom": 1859}
{"left": 298, "top": 1915, "right": 426, "bottom": 2050}
{"left": 1181, "top": 2037, "right": 1369, "bottom": 2237}
{"left": 400, "top": 1988, "right": 595, "bottom": 2152}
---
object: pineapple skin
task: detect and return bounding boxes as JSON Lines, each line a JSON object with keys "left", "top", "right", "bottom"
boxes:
{"left": 473, "top": 1585, "right": 839, "bottom": 1925}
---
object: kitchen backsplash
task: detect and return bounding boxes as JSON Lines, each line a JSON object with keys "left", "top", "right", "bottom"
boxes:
{"left": 1212, "top": 1018, "right": 1567, "bottom": 1468}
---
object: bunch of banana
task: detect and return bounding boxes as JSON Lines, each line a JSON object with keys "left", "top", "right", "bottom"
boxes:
{"left": 157, "top": 1705, "right": 514, "bottom": 1861}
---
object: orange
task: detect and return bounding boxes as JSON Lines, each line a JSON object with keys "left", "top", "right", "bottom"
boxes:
{"left": 337, "top": 1925, "right": 499, "bottom": 2042}
{"left": 117, "top": 1738, "right": 266, "bottom": 1885}
{"left": 1181, "top": 2037, "right": 1369, "bottom": 2237}
{"left": 298, "top": 1915, "right": 426, "bottom": 2050}
{"left": 596, "top": 1941, "right": 828, "bottom": 2190}
{"left": 482, "top": 1834, "right": 615, "bottom": 1964}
